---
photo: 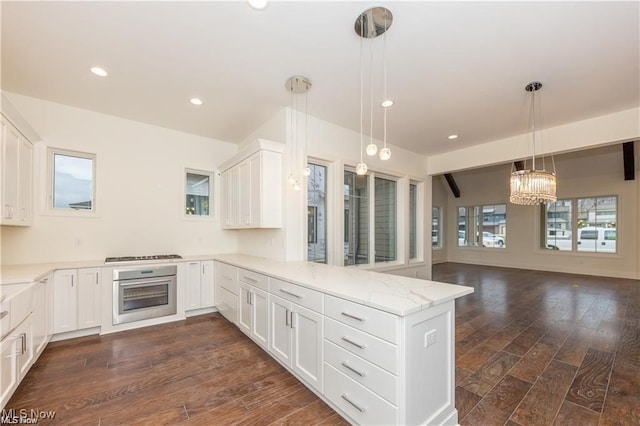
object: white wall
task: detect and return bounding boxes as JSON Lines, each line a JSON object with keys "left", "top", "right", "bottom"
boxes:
{"left": 440, "top": 144, "right": 639, "bottom": 279}
{"left": 1, "top": 93, "right": 239, "bottom": 265}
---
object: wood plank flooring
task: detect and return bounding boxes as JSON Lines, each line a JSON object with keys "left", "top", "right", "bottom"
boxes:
{"left": 5, "top": 263, "right": 639, "bottom": 425}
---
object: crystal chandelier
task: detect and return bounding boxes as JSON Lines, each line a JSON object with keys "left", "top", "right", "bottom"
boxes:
{"left": 355, "top": 7, "right": 393, "bottom": 175}
{"left": 509, "top": 82, "right": 557, "bottom": 205}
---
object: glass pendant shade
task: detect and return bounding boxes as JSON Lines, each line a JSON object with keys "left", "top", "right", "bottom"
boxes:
{"left": 302, "top": 167, "right": 311, "bottom": 177}
{"left": 379, "top": 147, "right": 391, "bottom": 161}
{"left": 287, "top": 173, "right": 297, "bottom": 184}
{"left": 509, "top": 170, "right": 557, "bottom": 205}
{"left": 356, "top": 162, "right": 368, "bottom": 175}
{"left": 292, "top": 180, "right": 301, "bottom": 191}
{"left": 366, "top": 143, "right": 378, "bottom": 156}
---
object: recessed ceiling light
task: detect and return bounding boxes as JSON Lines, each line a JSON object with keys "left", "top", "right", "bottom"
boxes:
{"left": 190, "top": 98, "right": 203, "bottom": 106}
{"left": 90, "top": 67, "right": 108, "bottom": 77}
{"left": 381, "top": 99, "right": 394, "bottom": 108}
{"left": 248, "top": 0, "right": 269, "bottom": 10}
{"left": 448, "top": 134, "right": 459, "bottom": 140}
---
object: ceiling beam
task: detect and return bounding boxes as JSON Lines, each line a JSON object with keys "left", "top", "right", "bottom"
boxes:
{"left": 444, "top": 173, "right": 460, "bottom": 198}
{"left": 623, "top": 141, "right": 635, "bottom": 181}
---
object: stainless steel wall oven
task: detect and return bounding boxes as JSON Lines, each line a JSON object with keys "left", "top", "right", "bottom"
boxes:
{"left": 112, "top": 265, "right": 177, "bottom": 324}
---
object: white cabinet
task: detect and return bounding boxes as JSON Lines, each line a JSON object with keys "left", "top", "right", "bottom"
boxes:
{"left": 220, "top": 140, "right": 283, "bottom": 229}
{"left": 268, "top": 289, "right": 323, "bottom": 393}
{"left": 53, "top": 268, "right": 101, "bottom": 334}
{"left": 0, "top": 313, "right": 33, "bottom": 410}
{"left": 237, "top": 268, "right": 269, "bottom": 349}
{"left": 1, "top": 116, "right": 33, "bottom": 226}
{"left": 32, "top": 275, "right": 53, "bottom": 356}
{"left": 214, "top": 261, "right": 239, "bottom": 324}
{"left": 186, "top": 260, "right": 215, "bottom": 311}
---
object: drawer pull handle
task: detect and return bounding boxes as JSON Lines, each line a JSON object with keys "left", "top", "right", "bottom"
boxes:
{"left": 0, "top": 311, "right": 8, "bottom": 320}
{"left": 279, "top": 289, "right": 302, "bottom": 299}
{"left": 242, "top": 275, "right": 258, "bottom": 283}
{"left": 341, "top": 361, "right": 366, "bottom": 377}
{"left": 341, "top": 312, "right": 365, "bottom": 322}
{"left": 341, "top": 336, "right": 366, "bottom": 350}
{"left": 341, "top": 394, "right": 366, "bottom": 413}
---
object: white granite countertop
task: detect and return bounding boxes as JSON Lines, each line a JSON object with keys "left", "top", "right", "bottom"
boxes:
{"left": 214, "top": 254, "right": 473, "bottom": 316}
{"left": 1, "top": 254, "right": 474, "bottom": 316}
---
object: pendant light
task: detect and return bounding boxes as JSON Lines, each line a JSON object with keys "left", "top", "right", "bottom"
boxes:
{"left": 285, "top": 75, "right": 312, "bottom": 189}
{"left": 355, "top": 7, "right": 393, "bottom": 175}
{"left": 509, "top": 81, "right": 557, "bottom": 205}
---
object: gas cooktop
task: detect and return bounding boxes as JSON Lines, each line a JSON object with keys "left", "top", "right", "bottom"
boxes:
{"left": 105, "top": 254, "right": 183, "bottom": 263}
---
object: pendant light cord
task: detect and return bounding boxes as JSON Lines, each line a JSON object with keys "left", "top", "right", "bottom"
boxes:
{"left": 369, "top": 29, "right": 374, "bottom": 149}
{"left": 383, "top": 10, "right": 388, "bottom": 149}
{"left": 359, "top": 16, "right": 364, "bottom": 163}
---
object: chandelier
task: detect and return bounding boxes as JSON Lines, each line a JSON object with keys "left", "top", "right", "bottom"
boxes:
{"left": 355, "top": 7, "right": 393, "bottom": 175}
{"left": 285, "top": 75, "right": 312, "bottom": 190}
{"left": 509, "top": 82, "right": 557, "bottom": 205}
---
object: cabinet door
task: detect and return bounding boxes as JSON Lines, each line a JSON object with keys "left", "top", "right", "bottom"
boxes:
{"left": 185, "top": 261, "right": 201, "bottom": 311}
{"left": 218, "top": 286, "right": 238, "bottom": 325}
{"left": 201, "top": 261, "right": 215, "bottom": 308}
{"left": 78, "top": 268, "right": 101, "bottom": 329}
{"left": 17, "top": 138, "right": 32, "bottom": 224}
{"left": 13, "top": 316, "right": 34, "bottom": 380}
{"left": 229, "top": 167, "right": 240, "bottom": 228}
{"left": 221, "top": 171, "right": 231, "bottom": 228}
{"left": 32, "top": 281, "right": 48, "bottom": 356}
{"left": 1, "top": 120, "right": 19, "bottom": 223}
{"left": 53, "top": 270, "right": 78, "bottom": 333}
{"left": 248, "top": 153, "right": 262, "bottom": 227}
{"left": 238, "top": 282, "right": 252, "bottom": 336}
{"left": 252, "top": 287, "right": 269, "bottom": 350}
{"left": 268, "top": 294, "right": 292, "bottom": 366}
{"left": 0, "top": 333, "right": 17, "bottom": 408}
{"left": 292, "top": 304, "right": 323, "bottom": 392}
{"left": 239, "top": 160, "right": 251, "bottom": 226}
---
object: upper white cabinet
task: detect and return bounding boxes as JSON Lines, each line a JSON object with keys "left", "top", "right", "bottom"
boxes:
{"left": 220, "top": 139, "right": 283, "bottom": 229}
{"left": 1, "top": 93, "right": 39, "bottom": 227}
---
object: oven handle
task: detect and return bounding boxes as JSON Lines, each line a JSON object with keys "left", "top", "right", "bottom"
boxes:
{"left": 118, "top": 278, "right": 174, "bottom": 287}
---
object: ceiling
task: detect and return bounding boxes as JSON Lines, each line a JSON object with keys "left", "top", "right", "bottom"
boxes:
{"left": 2, "top": 1, "right": 639, "bottom": 157}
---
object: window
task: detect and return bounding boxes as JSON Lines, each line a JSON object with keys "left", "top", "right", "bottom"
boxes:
{"left": 344, "top": 170, "right": 369, "bottom": 266}
{"left": 185, "top": 169, "right": 213, "bottom": 216}
{"left": 307, "top": 163, "right": 327, "bottom": 263}
{"left": 49, "top": 149, "right": 95, "bottom": 211}
{"left": 542, "top": 196, "right": 617, "bottom": 253}
{"left": 431, "top": 206, "right": 440, "bottom": 249}
{"left": 374, "top": 177, "right": 397, "bottom": 262}
{"left": 409, "top": 184, "right": 418, "bottom": 257}
{"left": 458, "top": 204, "right": 506, "bottom": 248}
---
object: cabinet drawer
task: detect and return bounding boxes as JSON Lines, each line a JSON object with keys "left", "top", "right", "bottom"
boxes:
{"left": 269, "top": 278, "right": 322, "bottom": 313}
{"left": 238, "top": 268, "right": 268, "bottom": 292}
{"left": 324, "top": 363, "right": 397, "bottom": 426}
{"left": 324, "top": 340, "right": 398, "bottom": 405}
{"left": 215, "top": 262, "right": 238, "bottom": 295}
{"left": 324, "top": 294, "right": 399, "bottom": 344}
{"left": 324, "top": 318, "right": 398, "bottom": 375}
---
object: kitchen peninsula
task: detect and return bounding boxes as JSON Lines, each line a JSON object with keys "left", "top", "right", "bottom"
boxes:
{"left": 1, "top": 254, "right": 473, "bottom": 424}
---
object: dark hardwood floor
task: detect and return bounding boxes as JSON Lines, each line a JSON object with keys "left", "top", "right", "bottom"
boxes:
{"left": 5, "top": 263, "right": 639, "bottom": 425}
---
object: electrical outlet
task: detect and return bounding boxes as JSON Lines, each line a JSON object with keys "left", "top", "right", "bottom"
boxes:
{"left": 424, "top": 329, "right": 437, "bottom": 348}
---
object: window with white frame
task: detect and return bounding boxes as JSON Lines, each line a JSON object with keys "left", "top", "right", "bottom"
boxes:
{"left": 374, "top": 176, "right": 397, "bottom": 262}
{"left": 307, "top": 162, "right": 328, "bottom": 264}
{"left": 49, "top": 148, "right": 96, "bottom": 212}
{"left": 542, "top": 196, "right": 617, "bottom": 253}
{"left": 344, "top": 170, "right": 370, "bottom": 266}
{"left": 409, "top": 183, "right": 418, "bottom": 258}
{"left": 432, "top": 206, "right": 441, "bottom": 248}
{"left": 457, "top": 204, "right": 507, "bottom": 248}
{"left": 185, "top": 169, "right": 213, "bottom": 216}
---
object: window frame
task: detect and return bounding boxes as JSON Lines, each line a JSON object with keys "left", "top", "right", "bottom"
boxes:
{"left": 184, "top": 167, "right": 215, "bottom": 219}
{"left": 456, "top": 203, "right": 507, "bottom": 249}
{"left": 409, "top": 180, "right": 425, "bottom": 262}
{"left": 306, "top": 159, "right": 331, "bottom": 264}
{"left": 431, "top": 205, "right": 441, "bottom": 250}
{"left": 46, "top": 147, "right": 97, "bottom": 216}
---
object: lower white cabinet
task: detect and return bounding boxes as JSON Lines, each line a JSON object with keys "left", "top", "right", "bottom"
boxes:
{"left": 238, "top": 282, "right": 269, "bottom": 350}
{"left": 185, "top": 260, "right": 215, "bottom": 311}
{"left": 32, "top": 276, "right": 53, "bottom": 356}
{"left": 214, "top": 261, "right": 239, "bottom": 324}
{"left": 268, "top": 294, "right": 323, "bottom": 393}
{"left": 53, "top": 268, "right": 101, "bottom": 334}
{"left": 0, "top": 313, "right": 34, "bottom": 410}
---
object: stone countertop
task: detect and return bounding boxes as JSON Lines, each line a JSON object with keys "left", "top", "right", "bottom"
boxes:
{"left": 214, "top": 254, "right": 473, "bottom": 317}
{"left": 0, "top": 254, "right": 474, "bottom": 316}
